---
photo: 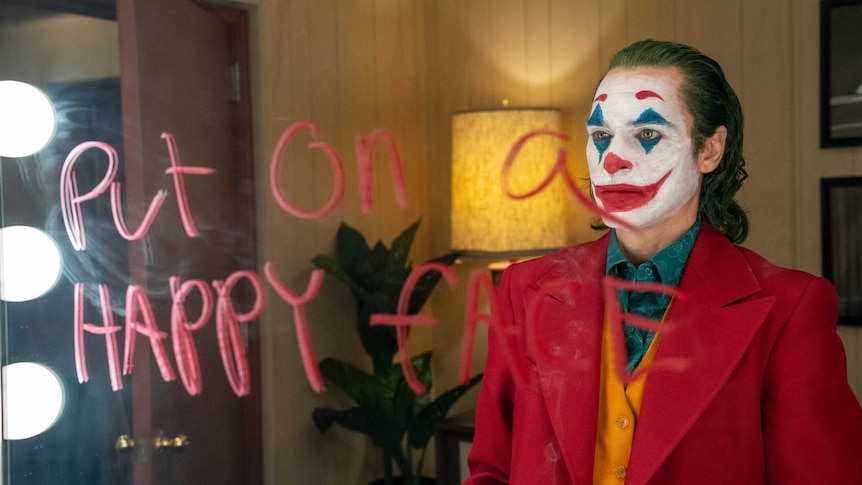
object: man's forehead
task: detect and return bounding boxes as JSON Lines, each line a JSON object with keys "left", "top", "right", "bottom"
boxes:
{"left": 587, "top": 68, "right": 693, "bottom": 130}
{"left": 593, "top": 69, "right": 681, "bottom": 103}
{"left": 593, "top": 90, "right": 665, "bottom": 103}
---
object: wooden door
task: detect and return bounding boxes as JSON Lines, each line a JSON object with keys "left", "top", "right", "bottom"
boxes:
{"left": 116, "top": 1, "right": 260, "bottom": 484}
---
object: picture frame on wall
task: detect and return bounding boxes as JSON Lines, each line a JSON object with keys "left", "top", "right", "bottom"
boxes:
{"left": 821, "top": 177, "right": 862, "bottom": 325}
{"left": 820, "top": 0, "right": 862, "bottom": 147}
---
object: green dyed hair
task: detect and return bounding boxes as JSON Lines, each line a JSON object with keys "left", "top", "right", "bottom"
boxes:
{"left": 606, "top": 39, "right": 749, "bottom": 243}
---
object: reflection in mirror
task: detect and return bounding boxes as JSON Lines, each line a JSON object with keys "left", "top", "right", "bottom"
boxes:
{"left": 1, "top": 1, "right": 132, "bottom": 483}
{"left": 2, "top": 1, "right": 259, "bottom": 482}
{"left": 0, "top": 226, "right": 63, "bottom": 302}
{"left": 0, "top": 81, "right": 56, "bottom": 157}
{"left": 2, "top": 362, "right": 66, "bottom": 440}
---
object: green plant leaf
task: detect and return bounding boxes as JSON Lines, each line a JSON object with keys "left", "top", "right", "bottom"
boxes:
{"left": 309, "top": 219, "right": 478, "bottom": 475}
{"left": 312, "top": 220, "right": 463, "bottom": 367}
{"left": 358, "top": 292, "right": 400, "bottom": 371}
{"left": 387, "top": 219, "right": 421, "bottom": 276}
{"left": 390, "top": 351, "right": 433, "bottom": 425}
{"left": 407, "top": 373, "right": 483, "bottom": 449}
{"left": 311, "top": 254, "right": 354, "bottom": 288}
{"left": 318, "top": 357, "right": 401, "bottom": 414}
{"left": 334, "top": 222, "right": 380, "bottom": 295}
{"left": 406, "top": 250, "right": 463, "bottom": 314}
{"left": 312, "top": 407, "right": 403, "bottom": 448}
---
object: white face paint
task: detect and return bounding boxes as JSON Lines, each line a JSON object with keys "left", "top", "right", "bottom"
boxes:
{"left": 585, "top": 67, "right": 701, "bottom": 230}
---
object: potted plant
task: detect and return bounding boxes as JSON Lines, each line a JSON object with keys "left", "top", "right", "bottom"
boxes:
{"left": 311, "top": 219, "right": 482, "bottom": 485}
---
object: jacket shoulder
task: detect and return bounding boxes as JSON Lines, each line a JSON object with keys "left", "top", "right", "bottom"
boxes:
{"left": 736, "top": 246, "right": 826, "bottom": 292}
{"left": 504, "top": 234, "right": 609, "bottom": 286}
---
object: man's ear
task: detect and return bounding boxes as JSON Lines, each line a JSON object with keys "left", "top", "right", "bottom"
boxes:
{"left": 698, "top": 126, "right": 726, "bottom": 174}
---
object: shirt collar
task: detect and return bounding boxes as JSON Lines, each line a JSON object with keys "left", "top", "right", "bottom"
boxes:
{"left": 605, "top": 218, "right": 701, "bottom": 286}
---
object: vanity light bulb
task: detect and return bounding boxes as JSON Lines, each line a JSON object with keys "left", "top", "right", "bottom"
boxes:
{"left": 0, "top": 226, "right": 63, "bottom": 302}
{"left": 0, "top": 80, "right": 56, "bottom": 158}
{"left": 2, "top": 362, "right": 66, "bottom": 440}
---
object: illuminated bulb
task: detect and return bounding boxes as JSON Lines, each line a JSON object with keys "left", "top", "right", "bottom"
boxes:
{"left": 2, "top": 362, "right": 66, "bottom": 440}
{"left": 0, "top": 226, "right": 63, "bottom": 302}
{"left": 0, "top": 80, "right": 56, "bottom": 158}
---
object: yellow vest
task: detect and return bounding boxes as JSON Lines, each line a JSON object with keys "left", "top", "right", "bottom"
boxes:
{"left": 593, "top": 314, "right": 661, "bottom": 484}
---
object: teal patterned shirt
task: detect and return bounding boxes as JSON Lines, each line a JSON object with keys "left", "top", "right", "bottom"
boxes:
{"left": 606, "top": 218, "right": 701, "bottom": 374}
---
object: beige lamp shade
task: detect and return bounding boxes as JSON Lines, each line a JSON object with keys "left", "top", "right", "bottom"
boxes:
{"left": 451, "top": 108, "right": 566, "bottom": 254}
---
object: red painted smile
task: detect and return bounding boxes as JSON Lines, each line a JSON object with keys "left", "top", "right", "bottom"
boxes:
{"left": 593, "top": 170, "right": 673, "bottom": 212}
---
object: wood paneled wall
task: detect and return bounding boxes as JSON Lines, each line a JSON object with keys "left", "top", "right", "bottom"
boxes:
{"left": 235, "top": 0, "right": 862, "bottom": 482}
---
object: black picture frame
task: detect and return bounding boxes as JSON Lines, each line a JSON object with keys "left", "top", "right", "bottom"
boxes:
{"left": 820, "top": 0, "right": 862, "bottom": 147}
{"left": 821, "top": 177, "right": 862, "bottom": 325}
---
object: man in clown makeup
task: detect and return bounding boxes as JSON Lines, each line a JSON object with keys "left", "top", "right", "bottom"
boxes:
{"left": 466, "top": 39, "right": 862, "bottom": 484}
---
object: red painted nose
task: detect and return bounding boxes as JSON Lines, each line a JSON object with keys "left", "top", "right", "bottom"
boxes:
{"left": 603, "top": 152, "right": 633, "bottom": 174}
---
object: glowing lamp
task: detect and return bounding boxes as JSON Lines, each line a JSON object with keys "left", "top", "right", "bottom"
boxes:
{"left": 0, "top": 80, "right": 56, "bottom": 158}
{"left": 2, "top": 362, "right": 66, "bottom": 440}
{"left": 0, "top": 226, "right": 63, "bottom": 302}
{"left": 451, "top": 108, "right": 566, "bottom": 255}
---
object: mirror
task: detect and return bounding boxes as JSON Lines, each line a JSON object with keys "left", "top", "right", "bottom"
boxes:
{"left": 0, "top": 1, "right": 133, "bottom": 483}
{"left": 2, "top": 1, "right": 260, "bottom": 483}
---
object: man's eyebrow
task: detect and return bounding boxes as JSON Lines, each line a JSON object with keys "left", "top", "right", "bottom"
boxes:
{"left": 631, "top": 108, "right": 674, "bottom": 127}
{"left": 635, "top": 90, "right": 664, "bottom": 101}
{"left": 587, "top": 104, "right": 605, "bottom": 127}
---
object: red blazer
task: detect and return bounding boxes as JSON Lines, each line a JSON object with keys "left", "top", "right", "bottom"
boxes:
{"left": 466, "top": 224, "right": 862, "bottom": 484}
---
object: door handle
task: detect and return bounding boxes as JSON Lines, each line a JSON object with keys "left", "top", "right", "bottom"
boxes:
{"left": 153, "top": 432, "right": 190, "bottom": 452}
{"left": 115, "top": 434, "right": 136, "bottom": 452}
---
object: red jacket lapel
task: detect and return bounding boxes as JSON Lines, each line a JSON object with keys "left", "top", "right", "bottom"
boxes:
{"left": 510, "top": 225, "right": 777, "bottom": 485}
{"left": 527, "top": 235, "right": 609, "bottom": 485}
{"left": 626, "top": 224, "right": 776, "bottom": 484}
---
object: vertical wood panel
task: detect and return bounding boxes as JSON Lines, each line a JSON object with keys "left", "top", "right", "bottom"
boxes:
{"left": 308, "top": 0, "right": 342, "bottom": 243}
{"left": 373, "top": 0, "right": 405, "bottom": 239}
{"left": 427, "top": 0, "right": 468, "bottom": 424}
{"left": 794, "top": 0, "right": 825, "bottom": 275}
{"left": 401, "top": 0, "right": 432, "bottom": 262}
{"left": 598, "top": 0, "right": 626, "bottom": 67}
{"left": 524, "top": 0, "right": 552, "bottom": 107}
{"left": 626, "top": 0, "right": 675, "bottom": 43}
{"left": 468, "top": 0, "right": 497, "bottom": 109}
{"left": 673, "top": 0, "right": 743, "bottom": 85}
{"left": 336, "top": 0, "right": 377, "bottom": 233}
{"left": 741, "top": 0, "right": 796, "bottom": 266}
{"left": 492, "top": 0, "right": 527, "bottom": 106}
{"left": 260, "top": 0, "right": 301, "bottom": 261}
{"left": 549, "top": 0, "right": 603, "bottom": 244}
{"left": 435, "top": 0, "right": 471, "bottom": 114}
{"left": 286, "top": 0, "right": 321, "bottom": 238}
{"left": 429, "top": 0, "right": 463, "bottom": 260}
{"left": 549, "top": 0, "right": 601, "bottom": 108}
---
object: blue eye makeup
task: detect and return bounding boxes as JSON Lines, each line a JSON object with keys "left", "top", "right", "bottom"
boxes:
{"left": 633, "top": 108, "right": 670, "bottom": 154}
{"left": 588, "top": 104, "right": 610, "bottom": 161}
{"left": 634, "top": 108, "right": 670, "bottom": 126}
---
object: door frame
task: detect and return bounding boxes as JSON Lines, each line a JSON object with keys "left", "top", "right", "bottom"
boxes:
{"left": 116, "top": 1, "right": 261, "bottom": 484}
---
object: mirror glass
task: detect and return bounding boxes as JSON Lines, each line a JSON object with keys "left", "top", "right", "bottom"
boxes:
{"left": 2, "top": 1, "right": 260, "bottom": 482}
{"left": 0, "top": 2, "right": 133, "bottom": 483}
